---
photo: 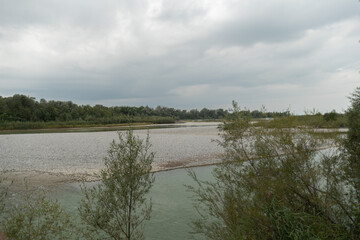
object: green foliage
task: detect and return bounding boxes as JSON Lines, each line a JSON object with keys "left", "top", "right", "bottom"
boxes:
{"left": 79, "top": 130, "right": 155, "bottom": 240}
{"left": 188, "top": 102, "right": 358, "bottom": 240}
{"left": 0, "top": 117, "right": 176, "bottom": 131}
{"left": 343, "top": 87, "right": 360, "bottom": 201}
{"left": 0, "top": 176, "right": 8, "bottom": 239}
{"left": 323, "top": 110, "right": 338, "bottom": 122}
{"left": 300, "top": 113, "right": 346, "bottom": 128}
{"left": 0, "top": 94, "right": 294, "bottom": 130}
{"left": 254, "top": 112, "right": 346, "bottom": 129}
{"left": 249, "top": 105, "right": 348, "bottom": 129}
{"left": 1, "top": 184, "right": 75, "bottom": 240}
{"left": 0, "top": 178, "right": 7, "bottom": 215}
{"left": 264, "top": 199, "right": 318, "bottom": 240}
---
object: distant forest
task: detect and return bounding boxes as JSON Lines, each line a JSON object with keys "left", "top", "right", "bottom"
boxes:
{"left": 0, "top": 94, "right": 290, "bottom": 122}
{"left": 0, "top": 94, "right": 288, "bottom": 129}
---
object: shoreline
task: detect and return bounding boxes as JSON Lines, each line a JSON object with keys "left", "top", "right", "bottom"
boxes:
{"left": 0, "top": 121, "right": 222, "bottom": 135}
{"left": 0, "top": 123, "right": 343, "bottom": 191}
{"left": 1, "top": 144, "right": 338, "bottom": 191}
{"left": 0, "top": 121, "right": 223, "bottom": 191}
{"left": 0, "top": 159, "right": 223, "bottom": 191}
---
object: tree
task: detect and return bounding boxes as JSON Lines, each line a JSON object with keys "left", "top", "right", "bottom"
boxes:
{"left": 188, "top": 102, "right": 359, "bottom": 240}
{"left": 79, "top": 130, "right": 155, "bottom": 240}
{"left": 323, "top": 110, "right": 338, "bottom": 122}
{"left": 344, "top": 87, "right": 360, "bottom": 201}
{"left": 1, "top": 184, "right": 75, "bottom": 240}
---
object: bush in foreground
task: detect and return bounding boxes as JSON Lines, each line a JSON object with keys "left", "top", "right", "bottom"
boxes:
{"left": 79, "top": 130, "right": 155, "bottom": 240}
{"left": 1, "top": 184, "right": 75, "bottom": 240}
{"left": 189, "top": 102, "right": 359, "bottom": 240}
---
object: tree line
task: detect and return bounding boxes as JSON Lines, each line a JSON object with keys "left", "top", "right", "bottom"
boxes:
{"left": 0, "top": 94, "right": 289, "bottom": 125}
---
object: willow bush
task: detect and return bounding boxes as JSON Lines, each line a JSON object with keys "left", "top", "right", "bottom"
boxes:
{"left": 79, "top": 130, "right": 155, "bottom": 240}
{"left": 189, "top": 102, "right": 359, "bottom": 240}
{"left": 1, "top": 183, "right": 75, "bottom": 240}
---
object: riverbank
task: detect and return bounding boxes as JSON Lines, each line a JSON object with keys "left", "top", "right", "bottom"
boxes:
{"left": 0, "top": 154, "right": 223, "bottom": 191}
{"left": 0, "top": 122, "right": 345, "bottom": 191}
{"left": 0, "top": 121, "right": 223, "bottom": 135}
{"left": 0, "top": 122, "right": 223, "bottom": 190}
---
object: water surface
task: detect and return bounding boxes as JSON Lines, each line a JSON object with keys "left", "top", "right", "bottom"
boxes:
{"left": 51, "top": 166, "right": 214, "bottom": 240}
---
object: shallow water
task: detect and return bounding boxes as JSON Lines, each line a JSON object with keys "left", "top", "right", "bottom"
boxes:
{"left": 51, "top": 166, "right": 214, "bottom": 240}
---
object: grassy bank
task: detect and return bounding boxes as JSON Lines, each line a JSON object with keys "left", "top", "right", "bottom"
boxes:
{"left": 0, "top": 116, "right": 175, "bottom": 131}
{"left": 253, "top": 114, "right": 347, "bottom": 129}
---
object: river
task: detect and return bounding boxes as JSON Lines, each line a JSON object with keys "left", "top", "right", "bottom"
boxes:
{"left": 51, "top": 166, "right": 214, "bottom": 240}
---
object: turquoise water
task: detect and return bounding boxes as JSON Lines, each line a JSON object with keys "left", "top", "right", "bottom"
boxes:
{"left": 51, "top": 166, "right": 214, "bottom": 240}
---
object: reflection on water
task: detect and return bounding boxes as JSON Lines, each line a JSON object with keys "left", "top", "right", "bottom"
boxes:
{"left": 51, "top": 166, "right": 214, "bottom": 240}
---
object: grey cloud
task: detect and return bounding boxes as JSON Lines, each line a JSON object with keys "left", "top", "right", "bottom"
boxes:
{"left": 155, "top": 2, "right": 207, "bottom": 23}
{"left": 192, "top": 0, "right": 358, "bottom": 46}
{"left": 0, "top": 0, "right": 359, "bottom": 113}
{"left": 0, "top": 0, "right": 122, "bottom": 28}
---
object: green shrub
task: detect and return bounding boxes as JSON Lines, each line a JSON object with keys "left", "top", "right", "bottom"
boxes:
{"left": 189, "top": 102, "right": 358, "bottom": 240}
{"left": 1, "top": 184, "right": 75, "bottom": 240}
{"left": 79, "top": 130, "right": 155, "bottom": 240}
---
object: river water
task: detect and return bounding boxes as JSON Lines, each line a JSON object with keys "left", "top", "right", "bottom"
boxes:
{"left": 51, "top": 166, "right": 214, "bottom": 240}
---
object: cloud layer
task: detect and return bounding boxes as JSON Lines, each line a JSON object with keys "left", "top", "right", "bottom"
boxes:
{"left": 0, "top": 0, "right": 359, "bottom": 113}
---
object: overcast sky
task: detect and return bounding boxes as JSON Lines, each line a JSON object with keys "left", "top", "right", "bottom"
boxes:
{"left": 0, "top": 0, "right": 359, "bottom": 113}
